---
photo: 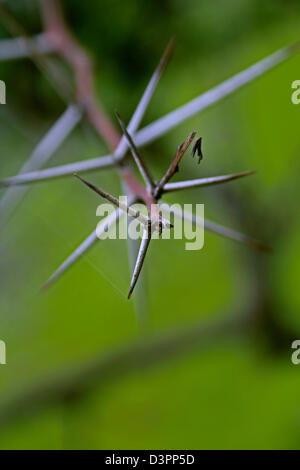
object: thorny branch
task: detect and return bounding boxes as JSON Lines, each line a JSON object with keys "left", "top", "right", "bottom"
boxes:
{"left": 115, "top": 112, "right": 156, "bottom": 192}
{"left": 40, "top": 0, "right": 174, "bottom": 297}
{"left": 73, "top": 127, "right": 255, "bottom": 298}
{"left": 40, "top": 0, "right": 119, "bottom": 149}
{"left": 0, "top": 0, "right": 298, "bottom": 430}
{"left": 0, "top": 0, "right": 299, "bottom": 299}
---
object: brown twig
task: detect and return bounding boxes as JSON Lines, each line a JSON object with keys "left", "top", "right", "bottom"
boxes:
{"left": 115, "top": 111, "right": 156, "bottom": 191}
{"left": 40, "top": 0, "right": 120, "bottom": 150}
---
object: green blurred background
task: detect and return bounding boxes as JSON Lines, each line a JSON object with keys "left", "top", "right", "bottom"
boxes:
{"left": 0, "top": 0, "right": 300, "bottom": 450}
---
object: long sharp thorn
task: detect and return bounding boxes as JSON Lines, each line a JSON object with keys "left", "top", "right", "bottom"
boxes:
{"left": 40, "top": 211, "right": 122, "bottom": 292}
{"left": 135, "top": 42, "right": 300, "bottom": 147}
{"left": 128, "top": 229, "right": 152, "bottom": 299}
{"left": 124, "top": 36, "right": 175, "bottom": 138}
{"left": 40, "top": 229, "right": 99, "bottom": 291}
{"left": 0, "top": 156, "right": 115, "bottom": 187}
{"left": 40, "top": 209, "right": 123, "bottom": 291}
{"left": 157, "top": 36, "right": 176, "bottom": 74}
{"left": 122, "top": 181, "right": 150, "bottom": 325}
{"left": 162, "top": 170, "right": 255, "bottom": 193}
{"left": 166, "top": 204, "right": 272, "bottom": 253}
{"left": 115, "top": 111, "right": 155, "bottom": 190}
{"left": 74, "top": 174, "right": 149, "bottom": 226}
{"left": 74, "top": 173, "right": 122, "bottom": 207}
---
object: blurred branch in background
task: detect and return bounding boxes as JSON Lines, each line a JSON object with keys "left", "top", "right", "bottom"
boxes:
{"left": 0, "top": 309, "right": 247, "bottom": 426}
{"left": 123, "top": 180, "right": 150, "bottom": 331}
